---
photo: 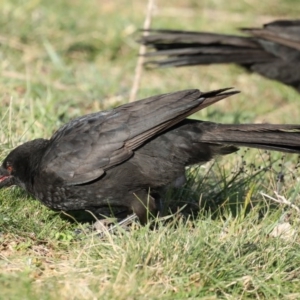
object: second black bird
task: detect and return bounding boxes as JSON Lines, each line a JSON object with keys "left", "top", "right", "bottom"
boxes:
{"left": 141, "top": 20, "right": 300, "bottom": 92}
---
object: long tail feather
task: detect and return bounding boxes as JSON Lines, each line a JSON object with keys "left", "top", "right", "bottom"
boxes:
{"left": 198, "top": 123, "right": 300, "bottom": 154}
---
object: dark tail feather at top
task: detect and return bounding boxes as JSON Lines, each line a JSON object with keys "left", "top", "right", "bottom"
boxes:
{"left": 139, "top": 20, "right": 300, "bottom": 92}
{"left": 141, "top": 30, "right": 272, "bottom": 68}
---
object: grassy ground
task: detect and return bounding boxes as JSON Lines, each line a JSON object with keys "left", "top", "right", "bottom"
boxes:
{"left": 1, "top": 0, "right": 300, "bottom": 299}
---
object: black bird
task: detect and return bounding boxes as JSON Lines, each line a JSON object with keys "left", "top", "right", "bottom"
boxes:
{"left": 1, "top": 88, "right": 300, "bottom": 224}
{"left": 140, "top": 20, "right": 300, "bottom": 92}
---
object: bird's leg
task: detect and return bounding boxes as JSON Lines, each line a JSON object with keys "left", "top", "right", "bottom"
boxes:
{"left": 130, "top": 190, "right": 161, "bottom": 224}
{"left": 92, "top": 190, "right": 161, "bottom": 235}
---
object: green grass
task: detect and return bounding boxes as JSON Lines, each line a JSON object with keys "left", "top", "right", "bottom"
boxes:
{"left": 1, "top": 0, "right": 300, "bottom": 299}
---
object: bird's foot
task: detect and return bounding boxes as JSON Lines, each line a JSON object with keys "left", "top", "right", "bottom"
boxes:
{"left": 93, "top": 213, "right": 140, "bottom": 237}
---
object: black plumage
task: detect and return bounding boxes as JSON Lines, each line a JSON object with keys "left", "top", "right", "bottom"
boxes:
{"left": 140, "top": 20, "right": 300, "bottom": 92}
{"left": 1, "top": 88, "right": 300, "bottom": 223}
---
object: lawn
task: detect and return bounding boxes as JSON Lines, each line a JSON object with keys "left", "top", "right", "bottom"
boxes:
{"left": 1, "top": 0, "right": 300, "bottom": 299}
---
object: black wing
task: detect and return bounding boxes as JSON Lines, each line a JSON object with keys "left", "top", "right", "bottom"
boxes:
{"left": 40, "top": 88, "right": 238, "bottom": 185}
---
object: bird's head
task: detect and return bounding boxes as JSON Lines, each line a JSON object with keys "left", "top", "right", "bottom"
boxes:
{"left": 0, "top": 139, "right": 49, "bottom": 190}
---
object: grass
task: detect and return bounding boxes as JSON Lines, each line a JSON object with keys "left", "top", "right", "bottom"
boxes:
{"left": 1, "top": 0, "right": 300, "bottom": 299}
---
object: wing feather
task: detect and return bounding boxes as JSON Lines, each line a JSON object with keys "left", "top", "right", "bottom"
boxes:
{"left": 41, "top": 89, "right": 238, "bottom": 184}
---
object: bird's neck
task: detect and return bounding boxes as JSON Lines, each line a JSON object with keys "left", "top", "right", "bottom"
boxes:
{"left": 21, "top": 139, "right": 50, "bottom": 193}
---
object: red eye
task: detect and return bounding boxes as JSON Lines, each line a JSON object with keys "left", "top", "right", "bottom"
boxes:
{"left": 7, "top": 165, "right": 13, "bottom": 172}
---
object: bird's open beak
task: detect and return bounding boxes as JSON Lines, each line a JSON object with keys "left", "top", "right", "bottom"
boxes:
{"left": 0, "top": 167, "right": 14, "bottom": 188}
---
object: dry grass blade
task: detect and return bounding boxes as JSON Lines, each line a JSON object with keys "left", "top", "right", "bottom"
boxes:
{"left": 129, "top": 0, "right": 155, "bottom": 102}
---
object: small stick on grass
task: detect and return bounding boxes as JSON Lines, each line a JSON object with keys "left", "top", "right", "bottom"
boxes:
{"left": 261, "top": 191, "right": 300, "bottom": 213}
